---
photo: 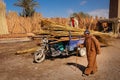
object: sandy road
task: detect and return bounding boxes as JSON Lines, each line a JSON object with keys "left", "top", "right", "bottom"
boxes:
{"left": 0, "top": 39, "right": 120, "bottom": 80}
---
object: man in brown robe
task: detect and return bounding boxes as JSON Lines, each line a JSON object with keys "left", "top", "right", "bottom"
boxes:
{"left": 78, "top": 30, "right": 101, "bottom": 76}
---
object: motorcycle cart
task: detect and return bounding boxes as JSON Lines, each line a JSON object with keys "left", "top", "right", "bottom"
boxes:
{"left": 34, "top": 31, "right": 86, "bottom": 63}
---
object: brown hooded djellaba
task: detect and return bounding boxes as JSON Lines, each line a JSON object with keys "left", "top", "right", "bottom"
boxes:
{"left": 83, "top": 35, "right": 101, "bottom": 75}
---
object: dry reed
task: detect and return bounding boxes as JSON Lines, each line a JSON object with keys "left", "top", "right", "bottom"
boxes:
{"left": 0, "top": 1, "right": 9, "bottom": 34}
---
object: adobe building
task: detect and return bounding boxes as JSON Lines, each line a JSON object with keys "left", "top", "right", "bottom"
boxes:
{"left": 109, "top": 0, "right": 120, "bottom": 18}
{"left": 97, "top": 0, "right": 120, "bottom": 37}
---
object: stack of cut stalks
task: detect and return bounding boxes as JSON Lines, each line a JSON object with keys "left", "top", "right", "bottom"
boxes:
{"left": 6, "top": 12, "right": 42, "bottom": 34}
{"left": 34, "top": 19, "right": 85, "bottom": 36}
{"left": 0, "top": 1, "right": 9, "bottom": 34}
{"left": 16, "top": 20, "right": 112, "bottom": 54}
{"left": 33, "top": 19, "right": 112, "bottom": 46}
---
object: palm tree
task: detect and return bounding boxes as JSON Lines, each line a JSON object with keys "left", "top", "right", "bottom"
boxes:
{"left": 14, "top": 0, "right": 39, "bottom": 17}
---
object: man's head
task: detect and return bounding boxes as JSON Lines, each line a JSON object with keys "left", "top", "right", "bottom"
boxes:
{"left": 84, "top": 29, "right": 90, "bottom": 37}
{"left": 70, "top": 16, "right": 74, "bottom": 20}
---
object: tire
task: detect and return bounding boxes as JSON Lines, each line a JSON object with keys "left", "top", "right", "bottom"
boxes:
{"left": 78, "top": 47, "right": 86, "bottom": 57}
{"left": 34, "top": 49, "right": 45, "bottom": 63}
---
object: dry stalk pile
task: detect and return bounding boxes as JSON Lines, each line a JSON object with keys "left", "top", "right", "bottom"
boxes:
{"left": 0, "top": 1, "right": 9, "bottom": 34}
{"left": 33, "top": 19, "right": 112, "bottom": 45}
{"left": 6, "top": 12, "right": 43, "bottom": 34}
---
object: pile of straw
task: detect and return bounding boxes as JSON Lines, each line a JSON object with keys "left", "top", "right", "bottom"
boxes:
{"left": 33, "top": 19, "right": 112, "bottom": 45}
{"left": 34, "top": 19, "right": 84, "bottom": 35}
{"left": 91, "top": 31, "right": 112, "bottom": 45}
{"left": 16, "top": 47, "right": 39, "bottom": 54}
{"left": 6, "top": 12, "right": 43, "bottom": 34}
{"left": 0, "top": 1, "right": 9, "bottom": 34}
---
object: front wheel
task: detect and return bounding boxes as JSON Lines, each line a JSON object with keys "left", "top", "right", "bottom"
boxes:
{"left": 78, "top": 47, "right": 86, "bottom": 57}
{"left": 34, "top": 49, "right": 46, "bottom": 63}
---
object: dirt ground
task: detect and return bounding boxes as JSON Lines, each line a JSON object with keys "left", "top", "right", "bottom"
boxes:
{"left": 0, "top": 39, "right": 120, "bottom": 80}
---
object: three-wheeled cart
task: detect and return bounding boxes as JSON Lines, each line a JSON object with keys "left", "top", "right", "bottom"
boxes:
{"left": 34, "top": 31, "right": 86, "bottom": 63}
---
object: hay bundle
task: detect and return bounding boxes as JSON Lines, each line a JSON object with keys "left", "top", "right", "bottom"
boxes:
{"left": 6, "top": 12, "right": 43, "bottom": 34}
{"left": 7, "top": 12, "right": 26, "bottom": 33}
{"left": 91, "top": 31, "right": 112, "bottom": 45}
{"left": 41, "top": 20, "right": 79, "bottom": 31}
{"left": 33, "top": 19, "right": 112, "bottom": 45}
{"left": 16, "top": 47, "right": 39, "bottom": 54}
{"left": 0, "top": 1, "right": 9, "bottom": 34}
{"left": 48, "top": 17, "right": 69, "bottom": 26}
{"left": 34, "top": 19, "right": 89, "bottom": 36}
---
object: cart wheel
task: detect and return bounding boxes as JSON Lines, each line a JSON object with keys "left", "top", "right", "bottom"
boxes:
{"left": 78, "top": 47, "right": 86, "bottom": 57}
{"left": 34, "top": 49, "right": 45, "bottom": 63}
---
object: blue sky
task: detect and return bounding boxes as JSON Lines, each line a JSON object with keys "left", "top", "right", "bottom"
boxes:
{"left": 3, "top": 0, "right": 109, "bottom": 18}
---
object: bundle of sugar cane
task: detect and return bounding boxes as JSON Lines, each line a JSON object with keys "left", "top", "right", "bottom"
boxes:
{"left": 33, "top": 29, "right": 49, "bottom": 35}
{"left": 0, "top": 1, "right": 9, "bottom": 34}
{"left": 34, "top": 19, "right": 113, "bottom": 46}
{"left": 40, "top": 19, "right": 84, "bottom": 32}
{"left": 16, "top": 47, "right": 39, "bottom": 54}
{"left": 91, "top": 31, "right": 112, "bottom": 46}
{"left": 50, "top": 31, "right": 83, "bottom": 37}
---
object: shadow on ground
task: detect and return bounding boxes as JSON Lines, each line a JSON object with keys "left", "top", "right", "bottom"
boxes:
{"left": 46, "top": 54, "right": 76, "bottom": 61}
{"left": 66, "top": 62, "right": 86, "bottom": 74}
